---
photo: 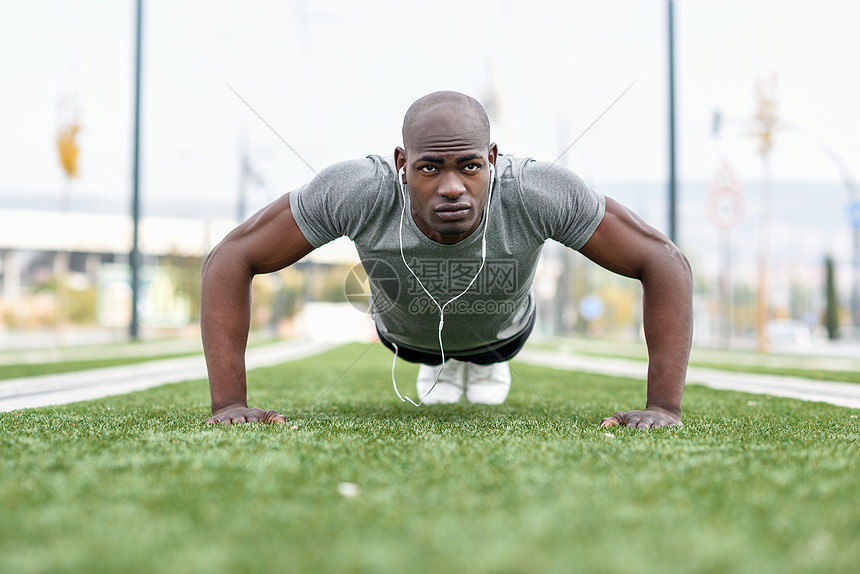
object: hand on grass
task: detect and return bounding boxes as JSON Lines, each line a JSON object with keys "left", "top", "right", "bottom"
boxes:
{"left": 600, "top": 407, "right": 681, "bottom": 429}
{"left": 205, "top": 405, "right": 288, "bottom": 425}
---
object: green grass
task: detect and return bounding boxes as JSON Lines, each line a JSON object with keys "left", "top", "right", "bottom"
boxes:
{"left": 0, "top": 353, "right": 196, "bottom": 380}
{"left": 1, "top": 343, "right": 859, "bottom": 574}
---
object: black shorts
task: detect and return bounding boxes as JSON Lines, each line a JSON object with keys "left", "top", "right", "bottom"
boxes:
{"left": 376, "top": 309, "right": 536, "bottom": 366}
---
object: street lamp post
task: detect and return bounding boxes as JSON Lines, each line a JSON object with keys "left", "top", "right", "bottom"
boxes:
{"left": 752, "top": 77, "right": 778, "bottom": 353}
{"left": 853, "top": 210, "right": 860, "bottom": 330}
{"left": 130, "top": 0, "right": 143, "bottom": 340}
{"left": 667, "top": 0, "right": 678, "bottom": 244}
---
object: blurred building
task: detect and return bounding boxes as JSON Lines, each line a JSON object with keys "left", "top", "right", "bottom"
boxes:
{"left": 0, "top": 208, "right": 359, "bottom": 332}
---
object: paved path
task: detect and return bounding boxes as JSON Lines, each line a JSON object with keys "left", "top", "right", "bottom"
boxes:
{"left": 0, "top": 338, "right": 204, "bottom": 366}
{"left": 515, "top": 349, "right": 860, "bottom": 410}
{"left": 0, "top": 340, "right": 335, "bottom": 412}
{"left": 4, "top": 343, "right": 859, "bottom": 413}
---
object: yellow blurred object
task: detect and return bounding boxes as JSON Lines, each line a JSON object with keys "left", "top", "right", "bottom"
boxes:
{"left": 56, "top": 121, "right": 81, "bottom": 179}
{"left": 751, "top": 75, "right": 778, "bottom": 157}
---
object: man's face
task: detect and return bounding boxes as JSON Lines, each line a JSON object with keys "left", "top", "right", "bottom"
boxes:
{"left": 394, "top": 106, "right": 497, "bottom": 244}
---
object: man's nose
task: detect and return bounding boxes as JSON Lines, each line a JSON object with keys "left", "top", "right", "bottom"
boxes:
{"left": 438, "top": 172, "right": 466, "bottom": 199}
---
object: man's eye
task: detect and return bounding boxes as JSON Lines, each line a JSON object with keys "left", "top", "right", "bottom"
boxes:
{"left": 419, "top": 165, "right": 437, "bottom": 173}
{"left": 463, "top": 163, "right": 481, "bottom": 172}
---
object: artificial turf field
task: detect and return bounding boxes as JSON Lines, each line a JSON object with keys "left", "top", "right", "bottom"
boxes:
{"left": 1, "top": 342, "right": 858, "bottom": 574}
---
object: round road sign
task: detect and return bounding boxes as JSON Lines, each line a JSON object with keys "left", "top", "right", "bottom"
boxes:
{"left": 707, "top": 192, "right": 744, "bottom": 229}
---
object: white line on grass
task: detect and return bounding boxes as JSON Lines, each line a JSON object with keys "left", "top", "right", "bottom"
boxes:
{"left": 0, "top": 340, "right": 335, "bottom": 412}
{"left": 515, "top": 349, "right": 860, "bottom": 410}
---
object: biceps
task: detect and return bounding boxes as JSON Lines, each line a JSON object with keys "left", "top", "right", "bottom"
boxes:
{"left": 577, "top": 197, "right": 675, "bottom": 279}
{"left": 213, "top": 193, "right": 315, "bottom": 275}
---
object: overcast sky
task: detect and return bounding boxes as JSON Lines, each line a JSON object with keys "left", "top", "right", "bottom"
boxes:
{"left": 2, "top": 0, "right": 859, "bottom": 221}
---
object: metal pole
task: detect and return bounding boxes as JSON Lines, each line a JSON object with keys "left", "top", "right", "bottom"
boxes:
{"left": 130, "top": 0, "right": 143, "bottom": 340}
{"left": 667, "top": 0, "right": 678, "bottom": 244}
{"left": 718, "top": 229, "right": 730, "bottom": 347}
{"left": 756, "top": 154, "right": 771, "bottom": 352}
{"left": 853, "top": 224, "right": 860, "bottom": 329}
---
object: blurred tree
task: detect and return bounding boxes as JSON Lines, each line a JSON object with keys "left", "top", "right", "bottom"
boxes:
{"left": 731, "top": 282, "right": 757, "bottom": 337}
{"left": 278, "top": 268, "right": 305, "bottom": 317}
{"left": 824, "top": 256, "right": 840, "bottom": 340}
{"left": 160, "top": 253, "right": 203, "bottom": 321}
{"left": 314, "top": 264, "right": 354, "bottom": 302}
{"left": 251, "top": 278, "right": 274, "bottom": 329}
{"left": 68, "top": 286, "right": 97, "bottom": 324}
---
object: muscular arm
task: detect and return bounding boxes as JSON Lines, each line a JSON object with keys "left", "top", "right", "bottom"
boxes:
{"left": 201, "top": 193, "right": 314, "bottom": 424}
{"left": 578, "top": 197, "right": 693, "bottom": 429}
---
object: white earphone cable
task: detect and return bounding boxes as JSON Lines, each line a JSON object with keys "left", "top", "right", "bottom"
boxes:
{"left": 390, "top": 162, "right": 494, "bottom": 406}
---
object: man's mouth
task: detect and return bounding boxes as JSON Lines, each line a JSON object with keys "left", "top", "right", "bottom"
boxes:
{"left": 435, "top": 203, "right": 470, "bottom": 221}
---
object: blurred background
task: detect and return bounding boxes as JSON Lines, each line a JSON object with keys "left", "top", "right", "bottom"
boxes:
{"left": 2, "top": 0, "right": 859, "bottom": 356}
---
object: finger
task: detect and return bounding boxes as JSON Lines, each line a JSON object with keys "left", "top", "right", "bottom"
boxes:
{"left": 635, "top": 417, "right": 653, "bottom": 430}
{"left": 648, "top": 417, "right": 669, "bottom": 428}
{"left": 265, "top": 411, "right": 288, "bottom": 424}
{"left": 205, "top": 416, "right": 230, "bottom": 426}
{"left": 244, "top": 411, "right": 262, "bottom": 423}
{"left": 206, "top": 415, "right": 231, "bottom": 426}
{"left": 625, "top": 416, "right": 643, "bottom": 429}
{"left": 600, "top": 412, "right": 625, "bottom": 427}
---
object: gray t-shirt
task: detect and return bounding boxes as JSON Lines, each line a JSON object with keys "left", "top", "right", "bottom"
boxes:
{"left": 289, "top": 154, "right": 605, "bottom": 352}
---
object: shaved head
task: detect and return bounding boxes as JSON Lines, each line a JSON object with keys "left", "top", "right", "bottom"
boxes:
{"left": 402, "top": 91, "right": 490, "bottom": 150}
{"left": 393, "top": 91, "right": 497, "bottom": 244}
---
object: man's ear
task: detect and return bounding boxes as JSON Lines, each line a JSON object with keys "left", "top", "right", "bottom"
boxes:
{"left": 394, "top": 146, "right": 407, "bottom": 183}
{"left": 488, "top": 143, "right": 499, "bottom": 168}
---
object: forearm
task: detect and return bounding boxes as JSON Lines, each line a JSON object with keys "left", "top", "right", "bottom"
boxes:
{"left": 201, "top": 248, "right": 254, "bottom": 413}
{"left": 640, "top": 251, "right": 693, "bottom": 415}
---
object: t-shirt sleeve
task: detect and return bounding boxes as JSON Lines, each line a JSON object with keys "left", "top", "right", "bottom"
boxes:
{"left": 518, "top": 158, "right": 605, "bottom": 249}
{"left": 288, "top": 156, "right": 386, "bottom": 247}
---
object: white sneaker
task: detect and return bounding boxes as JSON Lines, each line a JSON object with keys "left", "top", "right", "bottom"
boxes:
{"left": 415, "top": 359, "right": 466, "bottom": 404}
{"left": 464, "top": 362, "right": 511, "bottom": 405}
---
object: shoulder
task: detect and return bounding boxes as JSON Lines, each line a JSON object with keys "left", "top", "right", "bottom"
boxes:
{"left": 499, "top": 155, "right": 604, "bottom": 248}
{"left": 496, "top": 154, "right": 594, "bottom": 206}
{"left": 494, "top": 155, "right": 588, "bottom": 192}
{"left": 493, "top": 154, "right": 531, "bottom": 184}
{"left": 294, "top": 155, "right": 396, "bottom": 206}
{"left": 518, "top": 157, "right": 590, "bottom": 193}
{"left": 314, "top": 155, "right": 394, "bottom": 190}
{"left": 289, "top": 155, "right": 397, "bottom": 246}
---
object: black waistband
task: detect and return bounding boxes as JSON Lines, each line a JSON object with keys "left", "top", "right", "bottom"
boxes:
{"left": 376, "top": 309, "right": 536, "bottom": 366}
